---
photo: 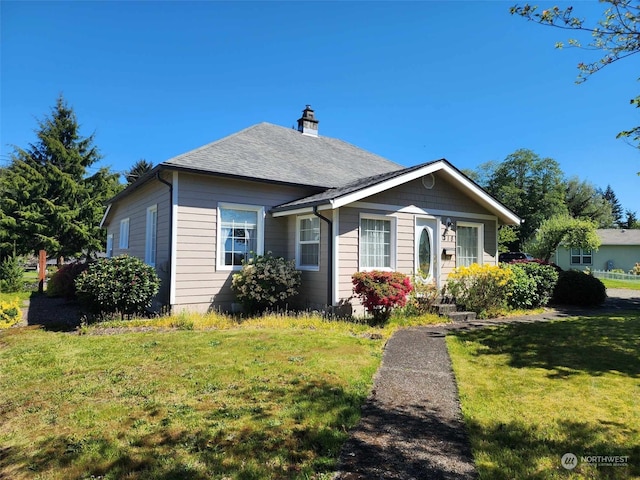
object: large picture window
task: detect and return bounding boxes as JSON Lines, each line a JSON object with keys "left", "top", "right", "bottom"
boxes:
{"left": 360, "top": 215, "right": 396, "bottom": 270}
{"left": 218, "top": 204, "right": 264, "bottom": 269}
{"left": 145, "top": 205, "right": 157, "bottom": 266}
{"left": 456, "top": 222, "right": 483, "bottom": 267}
{"left": 297, "top": 215, "right": 320, "bottom": 270}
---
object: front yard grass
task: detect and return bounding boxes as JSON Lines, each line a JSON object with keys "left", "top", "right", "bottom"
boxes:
{"left": 447, "top": 312, "right": 640, "bottom": 479}
{"left": 602, "top": 278, "right": 640, "bottom": 291}
{"left": 0, "top": 322, "right": 386, "bottom": 479}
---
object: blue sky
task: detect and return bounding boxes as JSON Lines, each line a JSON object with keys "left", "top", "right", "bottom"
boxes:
{"left": 1, "top": 1, "right": 638, "bottom": 212}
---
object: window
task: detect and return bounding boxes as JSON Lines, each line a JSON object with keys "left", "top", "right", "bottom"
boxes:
{"left": 218, "top": 203, "right": 264, "bottom": 269}
{"left": 360, "top": 215, "right": 396, "bottom": 270}
{"left": 297, "top": 216, "right": 320, "bottom": 270}
{"left": 571, "top": 248, "right": 592, "bottom": 265}
{"left": 119, "top": 218, "right": 130, "bottom": 249}
{"left": 145, "top": 205, "right": 157, "bottom": 266}
{"left": 106, "top": 234, "right": 114, "bottom": 258}
{"left": 456, "top": 222, "right": 483, "bottom": 267}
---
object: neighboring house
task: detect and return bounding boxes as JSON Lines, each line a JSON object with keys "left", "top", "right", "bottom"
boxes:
{"left": 555, "top": 228, "right": 640, "bottom": 273}
{"left": 101, "top": 106, "right": 521, "bottom": 314}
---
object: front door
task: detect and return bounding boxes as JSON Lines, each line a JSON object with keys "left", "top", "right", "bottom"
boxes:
{"left": 415, "top": 218, "right": 438, "bottom": 285}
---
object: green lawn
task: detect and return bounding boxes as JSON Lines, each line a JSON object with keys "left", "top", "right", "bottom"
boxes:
{"left": 602, "top": 278, "right": 640, "bottom": 291}
{"left": 0, "top": 322, "right": 385, "bottom": 479}
{"left": 448, "top": 313, "right": 640, "bottom": 479}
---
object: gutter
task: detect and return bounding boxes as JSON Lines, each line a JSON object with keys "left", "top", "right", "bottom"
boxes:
{"left": 313, "top": 206, "right": 333, "bottom": 309}
{"left": 156, "top": 172, "right": 173, "bottom": 308}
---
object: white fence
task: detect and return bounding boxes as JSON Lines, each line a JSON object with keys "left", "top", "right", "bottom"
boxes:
{"left": 592, "top": 269, "right": 640, "bottom": 282}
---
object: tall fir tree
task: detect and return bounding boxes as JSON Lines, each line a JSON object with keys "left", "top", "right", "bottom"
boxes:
{"left": 124, "top": 159, "right": 154, "bottom": 184}
{"left": 0, "top": 95, "right": 122, "bottom": 261}
{"left": 603, "top": 184, "right": 624, "bottom": 227}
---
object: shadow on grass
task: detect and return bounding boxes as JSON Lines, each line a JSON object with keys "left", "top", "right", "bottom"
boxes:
{"left": 25, "top": 292, "right": 83, "bottom": 332}
{"left": 0, "top": 380, "right": 367, "bottom": 480}
{"left": 450, "top": 315, "right": 640, "bottom": 377}
{"left": 464, "top": 417, "right": 640, "bottom": 480}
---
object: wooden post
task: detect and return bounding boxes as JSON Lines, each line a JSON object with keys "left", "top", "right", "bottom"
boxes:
{"left": 38, "top": 250, "right": 46, "bottom": 294}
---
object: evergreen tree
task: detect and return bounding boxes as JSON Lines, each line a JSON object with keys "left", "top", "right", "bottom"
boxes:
{"left": 124, "top": 159, "right": 154, "bottom": 184}
{"left": 603, "top": 184, "right": 624, "bottom": 226}
{"left": 624, "top": 210, "right": 640, "bottom": 229}
{"left": 0, "top": 95, "right": 122, "bottom": 261}
{"left": 564, "top": 177, "right": 614, "bottom": 227}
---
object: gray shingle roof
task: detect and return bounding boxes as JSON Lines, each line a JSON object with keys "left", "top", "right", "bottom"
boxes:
{"left": 162, "top": 122, "right": 403, "bottom": 188}
{"left": 597, "top": 229, "right": 640, "bottom": 245}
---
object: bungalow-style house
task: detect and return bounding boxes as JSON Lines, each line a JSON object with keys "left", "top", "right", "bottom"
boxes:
{"left": 555, "top": 228, "right": 640, "bottom": 273}
{"left": 101, "top": 106, "right": 521, "bottom": 314}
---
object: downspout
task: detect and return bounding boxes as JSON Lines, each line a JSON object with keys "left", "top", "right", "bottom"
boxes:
{"left": 313, "top": 206, "right": 333, "bottom": 309}
{"left": 156, "top": 172, "right": 173, "bottom": 309}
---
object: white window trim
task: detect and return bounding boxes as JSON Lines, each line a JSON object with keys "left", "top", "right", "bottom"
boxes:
{"left": 570, "top": 248, "right": 593, "bottom": 265}
{"left": 358, "top": 213, "right": 397, "bottom": 271}
{"left": 216, "top": 202, "right": 265, "bottom": 271}
{"left": 119, "top": 218, "right": 130, "bottom": 249}
{"left": 145, "top": 205, "right": 158, "bottom": 267}
{"left": 456, "top": 221, "right": 484, "bottom": 267}
{"left": 106, "top": 234, "right": 114, "bottom": 258}
{"left": 296, "top": 214, "right": 320, "bottom": 271}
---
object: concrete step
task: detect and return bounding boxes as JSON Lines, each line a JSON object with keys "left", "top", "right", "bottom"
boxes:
{"left": 448, "top": 311, "right": 477, "bottom": 322}
{"left": 433, "top": 303, "right": 457, "bottom": 316}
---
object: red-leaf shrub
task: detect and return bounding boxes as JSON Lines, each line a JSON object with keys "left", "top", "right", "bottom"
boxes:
{"left": 352, "top": 271, "right": 413, "bottom": 324}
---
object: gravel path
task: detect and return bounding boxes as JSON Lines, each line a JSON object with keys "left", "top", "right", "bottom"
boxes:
{"left": 334, "top": 289, "right": 639, "bottom": 480}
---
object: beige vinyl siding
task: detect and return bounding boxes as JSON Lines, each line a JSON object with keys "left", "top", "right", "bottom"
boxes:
{"left": 286, "top": 215, "right": 329, "bottom": 309}
{"left": 366, "top": 174, "right": 487, "bottom": 215}
{"left": 104, "top": 177, "right": 171, "bottom": 305}
{"left": 173, "top": 173, "right": 316, "bottom": 312}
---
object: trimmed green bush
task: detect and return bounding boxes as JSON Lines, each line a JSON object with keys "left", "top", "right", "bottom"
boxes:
{"left": 0, "top": 256, "right": 24, "bottom": 293}
{"left": 47, "top": 261, "right": 89, "bottom": 299}
{"left": 75, "top": 255, "right": 160, "bottom": 319}
{"left": 231, "top": 252, "right": 301, "bottom": 314}
{"left": 507, "top": 261, "right": 559, "bottom": 309}
{"left": 352, "top": 271, "right": 413, "bottom": 324}
{"left": 552, "top": 270, "right": 606, "bottom": 306}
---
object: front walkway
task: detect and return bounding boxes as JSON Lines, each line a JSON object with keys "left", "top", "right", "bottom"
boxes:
{"left": 334, "top": 290, "right": 639, "bottom": 479}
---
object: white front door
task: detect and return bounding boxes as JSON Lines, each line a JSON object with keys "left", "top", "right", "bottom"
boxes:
{"left": 415, "top": 218, "right": 438, "bottom": 285}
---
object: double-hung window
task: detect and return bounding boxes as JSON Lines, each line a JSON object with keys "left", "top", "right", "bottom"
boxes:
{"left": 359, "top": 215, "right": 396, "bottom": 270}
{"left": 145, "top": 205, "right": 158, "bottom": 266}
{"left": 297, "top": 215, "right": 320, "bottom": 270}
{"left": 456, "top": 222, "right": 483, "bottom": 267}
{"left": 119, "top": 218, "right": 130, "bottom": 249}
{"left": 218, "top": 203, "right": 264, "bottom": 269}
{"left": 571, "top": 248, "right": 592, "bottom": 265}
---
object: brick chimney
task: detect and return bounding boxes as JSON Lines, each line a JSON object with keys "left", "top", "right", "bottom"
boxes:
{"left": 297, "top": 105, "right": 319, "bottom": 137}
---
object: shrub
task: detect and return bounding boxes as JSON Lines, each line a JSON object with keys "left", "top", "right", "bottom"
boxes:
{"left": 231, "top": 252, "right": 301, "bottom": 314}
{"left": 75, "top": 255, "right": 161, "bottom": 319}
{"left": 552, "top": 270, "right": 606, "bottom": 306}
{"left": 445, "top": 264, "right": 512, "bottom": 318}
{"left": 506, "top": 264, "right": 538, "bottom": 309}
{"left": 47, "top": 261, "right": 89, "bottom": 299}
{"left": 507, "top": 261, "right": 559, "bottom": 309}
{"left": 0, "top": 299, "right": 22, "bottom": 328}
{"left": 352, "top": 271, "right": 413, "bottom": 324}
{"left": 631, "top": 263, "right": 640, "bottom": 275}
{"left": 0, "top": 256, "right": 24, "bottom": 293}
{"left": 402, "top": 279, "right": 440, "bottom": 316}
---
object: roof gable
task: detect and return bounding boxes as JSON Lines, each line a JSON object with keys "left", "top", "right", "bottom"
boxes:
{"left": 272, "top": 159, "right": 521, "bottom": 225}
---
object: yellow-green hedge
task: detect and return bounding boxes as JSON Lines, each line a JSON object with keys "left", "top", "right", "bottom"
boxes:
{"left": 0, "top": 299, "right": 22, "bottom": 329}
